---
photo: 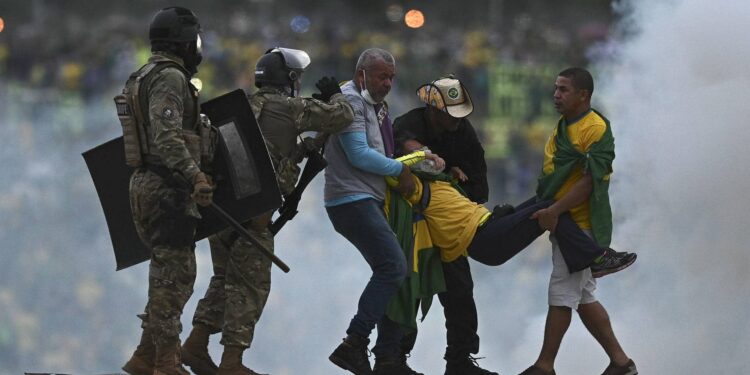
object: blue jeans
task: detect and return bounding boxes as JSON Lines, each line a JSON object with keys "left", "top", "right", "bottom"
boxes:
{"left": 327, "top": 198, "right": 408, "bottom": 358}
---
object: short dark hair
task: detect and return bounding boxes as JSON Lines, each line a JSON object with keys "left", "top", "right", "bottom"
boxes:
{"left": 394, "top": 130, "right": 420, "bottom": 157}
{"left": 558, "top": 67, "right": 594, "bottom": 97}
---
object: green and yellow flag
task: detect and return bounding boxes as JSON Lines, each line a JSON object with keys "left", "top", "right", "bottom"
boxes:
{"left": 384, "top": 188, "right": 446, "bottom": 331}
{"left": 536, "top": 109, "right": 615, "bottom": 246}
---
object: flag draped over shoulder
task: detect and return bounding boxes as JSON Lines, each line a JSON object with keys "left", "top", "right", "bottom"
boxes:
{"left": 536, "top": 109, "right": 615, "bottom": 246}
{"left": 384, "top": 187, "right": 446, "bottom": 331}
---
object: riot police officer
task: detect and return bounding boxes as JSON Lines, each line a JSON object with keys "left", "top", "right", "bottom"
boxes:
{"left": 180, "top": 48, "right": 354, "bottom": 375}
{"left": 121, "top": 7, "right": 213, "bottom": 375}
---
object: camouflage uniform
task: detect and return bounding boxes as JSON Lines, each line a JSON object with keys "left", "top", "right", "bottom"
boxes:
{"left": 129, "top": 51, "right": 205, "bottom": 346}
{"left": 191, "top": 86, "right": 354, "bottom": 347}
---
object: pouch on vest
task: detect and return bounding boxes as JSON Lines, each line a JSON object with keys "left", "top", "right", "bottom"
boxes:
{"left": 114, "top": 92, "right": 143, "bottom": 167}
{"left": 116, "top": 61, "right": 163, "bottom": 167}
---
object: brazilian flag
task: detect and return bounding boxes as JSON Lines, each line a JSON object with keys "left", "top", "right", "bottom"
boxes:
{"left": 384, "top": 188, "right": 447, "bottom": 331}
{"left": 537, "top": 109, "right": 615, "bottom": 247}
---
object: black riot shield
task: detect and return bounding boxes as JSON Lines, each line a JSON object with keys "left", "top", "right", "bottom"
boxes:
{"left": 197, "top": 89, "right": 282, "bottom": 236}
{"left": 83, "top": 89, "right": 282, "bottom": 270}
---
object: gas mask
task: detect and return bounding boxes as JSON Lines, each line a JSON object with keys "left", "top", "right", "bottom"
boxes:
{"left": 183, "top": 34, "right": 203, "bottom": 76}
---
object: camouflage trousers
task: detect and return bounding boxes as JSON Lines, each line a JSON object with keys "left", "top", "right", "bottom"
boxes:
{"left": 130, "top": 169, "right": 199, "bottom": 346}
{"left": 191, "top": 223, "right": 274, "bottom": 348}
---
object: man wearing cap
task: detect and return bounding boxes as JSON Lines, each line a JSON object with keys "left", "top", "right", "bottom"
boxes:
{"left": 393, "top": 77, "right": 496, "bottom": 375}
{"left": 394, "top": 76, "right": 488, "bottom": 204}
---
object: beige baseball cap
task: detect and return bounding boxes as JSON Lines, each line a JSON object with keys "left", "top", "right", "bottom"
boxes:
{"left": 416, "top": 76, "right": 474, "bottom": 118}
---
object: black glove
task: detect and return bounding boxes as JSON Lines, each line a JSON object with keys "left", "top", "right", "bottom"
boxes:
{"left": 312, "top": 76, "right": 341, "bottom": 102}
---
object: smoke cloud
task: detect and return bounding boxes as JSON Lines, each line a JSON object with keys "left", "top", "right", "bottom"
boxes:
{"left": 491, "top": 0, "right": 750, "bottom": 373}
{"left": 593, "top": 0, "right": 750, "bottom": 373}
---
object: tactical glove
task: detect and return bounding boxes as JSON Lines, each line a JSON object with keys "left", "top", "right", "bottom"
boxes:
{"left": 312, "top": 76, "right": 342, "bottom": 102}
{"left": 192, "top": 171, "right": 213, "bottom": 207}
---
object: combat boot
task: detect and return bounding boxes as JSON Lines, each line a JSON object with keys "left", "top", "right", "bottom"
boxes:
{"left": 445, "top": 355, "right": 498, "bottom": 375}
{"left": 216, "top": 345, "right": 267, "bottom": 375}
{"left": 329, "top": 334, "right": 373, "bottom": 375}
{"left": 122, "top": 329, "right": 155, "bottom": 375}
{"left": 373, "top": 354, "right": 423, "bottom": 375}
{"left": 153, "top": 340, "right": 190, "bottom": 375}
{"left": 182, "top": 324, "right": 219, "bottom": 375}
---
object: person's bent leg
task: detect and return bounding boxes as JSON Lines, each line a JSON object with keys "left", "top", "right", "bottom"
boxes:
{"left": 533, "top": 305, "right": 571, "bottom": 373}
{"left": 553, "top": 213, "right": 605, "bottom": 272}
{"left": 529, "top": 237, "right": 590, "bottom": 373}
{"left": 372, "top": 316, "right": 424, "bottom": 374}
{"left": 122, "top": 312, "right": 155, "bottom": 375}
{"left": 328, "top": 199, "right": 408, "bottom": 339}
{"left": 439, "top": 257, "right": 496, "bottom": 374}
{"left": 148, "top": 245, "right": 197, "bottom": 375}
{"left": 440, "top": 256, "right": 479, "bottom": 360}
{"left": 182, "top": 230, "right": 232, "bottom": 375}
{"left": 327, "top": 199, "right": 408, "bottom": 374}
{"left": 467, "top": 199, "right": 552, "bottom": 266}
{"left": 217, "top": 227, "right": 274, "bottom": 374}
{"left": 399, "top": 330, "right": 418, "bottom": 359}
{"left": 520, "top": 198, "right": 605, "bottom": 272}
{"left": 577, "top": 301, "right": 631, "bottom": 368}
{"left": 191, "top": 230, "right": 232, "bottom": 332}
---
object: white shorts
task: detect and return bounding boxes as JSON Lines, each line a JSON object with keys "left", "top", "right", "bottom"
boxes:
{"left": 548, "top": 233, "right": 597, "bottom": 309}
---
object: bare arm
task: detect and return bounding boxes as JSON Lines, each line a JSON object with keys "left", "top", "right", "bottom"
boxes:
{"left": 531, "top": 173, "right": 593, "bottom": 232}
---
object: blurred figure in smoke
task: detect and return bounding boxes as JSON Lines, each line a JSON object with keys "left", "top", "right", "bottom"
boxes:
{"left": 121, "top": 7, "right": 213, "bottom": 375}
{"left": 393, "top": 76, "right": 497, "bottom": 375}
{"left": 520, "top": 68, "right": 638, "bottom": 375}
{"left": 180, "top": 47, "right": 354, "bottom": 375}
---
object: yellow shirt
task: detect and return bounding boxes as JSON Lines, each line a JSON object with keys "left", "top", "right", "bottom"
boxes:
{"left": 542, "top": 110, "right": 608, "bottom": 229}
{"left": 406, "top": 179, "right": 490, "bottom": 262}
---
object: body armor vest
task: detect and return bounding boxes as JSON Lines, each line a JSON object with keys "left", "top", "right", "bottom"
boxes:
{"left": 115, "top": 58, "right": 206, "bottom": 168}
{"left": 252, "top": 94, "right": 298, "bottom": 159}
{"left": 251, "top": 91, "right": 301, "bottom": 195}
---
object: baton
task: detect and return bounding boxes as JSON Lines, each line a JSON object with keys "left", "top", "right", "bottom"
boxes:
{"left": 203, "top": 198, "right": 291, "bottom": 273}
{"left": 177, "top": 172, "right": 291, "bottom": 273}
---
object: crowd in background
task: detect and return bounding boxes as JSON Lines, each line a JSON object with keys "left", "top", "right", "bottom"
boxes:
{"left": 0, "top": 0, "right": 614, "bottom": 372}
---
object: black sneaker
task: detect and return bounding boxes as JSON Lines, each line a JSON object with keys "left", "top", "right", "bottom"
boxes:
{"left": 445, "top": 355, "right": 498, "bottom": 375}
{"left": 601, "top": 358, "right": 638, "bottom": 375}
{"left": 329, "top": 334, "right": 373, "bottom": 375}
{"left": 373, "top": 355, "right": 423, "bottom": 375}
{"left": 591, "top": 250, "right": 637, "bottom": 278}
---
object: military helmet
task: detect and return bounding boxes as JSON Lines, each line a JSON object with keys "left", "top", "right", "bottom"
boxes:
{"left": 254, "top": 47, "right": 311, "bottom": 88}
{"left": 149, "top": 7, "right": 201, "bottom": 43}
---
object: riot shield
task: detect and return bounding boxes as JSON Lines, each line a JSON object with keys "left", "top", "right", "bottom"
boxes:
{"left": 197, "top": 89, "right": 282, "bottom": 238}
{"left": 83, "top": 89, "right": 282, "bottom": 270}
